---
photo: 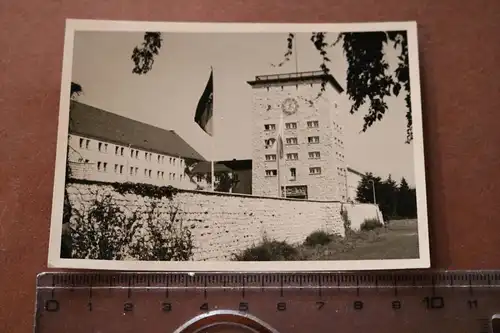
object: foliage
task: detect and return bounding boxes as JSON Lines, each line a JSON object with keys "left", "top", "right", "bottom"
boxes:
{"left": 112, "top": 181, "right": 178, "bottom": 199}
{"left": 232, "top": 237, "right": 298, "bottom": 261}
{"left": 356, "top": 173, "right": 417, "bottom": 221}
{"left": 129, "top": 31, "right": 412, "bottom": 143}
{"left": 360, "top": 218, "right": 383, "bottom": 231}
{"left": 70, "top": 82, "right": 83, "bottom": 99}
{"left": 341, "top": 207, "right": 351, "bottom": 230}
{"left": 304, "top": 230, "right": 333, "bottom": 247}
{"left": 64, "top": 191, "right": 193, "bottom": 261}
{"left": 131, "top": 32, "right": 163, "bottom": 75}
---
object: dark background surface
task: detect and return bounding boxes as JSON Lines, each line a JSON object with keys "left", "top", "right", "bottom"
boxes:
{"left": 1, "top": 0, "right": 499, "bottom": 331}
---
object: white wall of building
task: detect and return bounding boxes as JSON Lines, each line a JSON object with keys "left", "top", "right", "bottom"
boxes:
{"left": 67, "top": 134, "right": 198, "bottom": 190}
{"left": 346, "top": 168, "right": 363, "bottom": 203}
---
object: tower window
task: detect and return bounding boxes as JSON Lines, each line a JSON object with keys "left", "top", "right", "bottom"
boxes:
{"left": 308, "top": 151, "right": 321, "bottom": 159}
{"left": 307, "top": 120, "right": 319, "bottom": 128}
{"left": 309, "top": 167, "right": 322, "bottom": 175}
{"left": 265, "top": 154, "right": 277, "bottom": 161}
{"left": 79, "top": 138, "right": 84, "bottom": 148}
{"left": 290, "top": 167, "right": 296, "bottom": 180}
{"left": 264, "top": 124, "right": 276, "bottom": 131}
{"left": 308, "top": 136, "right": 320, "bottom": 144}
{"left": 286, "top": 153, "right": 298, "bottom": 161}
{"left": 286, "top": 137, "right": 298, "bottom": 145}
{"left": 265, "top": 169, "right": 278, "bottom": 177}
{"left": 265, "top": 138, "right": 276, "bottom": 148}
{"left": 285, "top": 122, "right": 297, "bottom": 129}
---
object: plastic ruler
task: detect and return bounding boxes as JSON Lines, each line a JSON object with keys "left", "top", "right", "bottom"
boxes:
{"left": 34, "top": 270, "right": 500, "bottom": 332}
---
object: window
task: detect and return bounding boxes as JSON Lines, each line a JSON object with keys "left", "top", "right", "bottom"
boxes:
{"left": 265, "top": 154, "right": 277, "bottom": 161}
{"left": 309, "top": 167, "right": 322, "bottom": 175}
{"left": 265, "top": 138, "right": 276, "bottom": 148}
{"left": 307, "top": 120, "right": 319, "bottom": 128}
{"left": 104, "top": 143, "right": 108, "bottom": 152}
{"left": 265, "top": 169, "right": 277, "bottom": 177}
{"left": 290, "top": 167, "right": 296, "bottom": 180}
{"left": 264, "top": 124, "right": 276, "bottom": 131}
{"left": 120, "top": 147, "right": 124, "bottom": 156}
{"left": 130, "top": 149, "right": 134, "bottom": 157}
{"left": 84, "top": 159, "right": 89, "bottom": 163}
{"left": 162, "top": 156, "right": 165, "bottom": 163}
{"left": 98, "top": 142, "right": 103, "bottom": 152}
{"left": 196, "top": 174, "right": 203, "bottom": 182}
{"left": 85, "top": 140, "right": 90, "bottom": 149}
{"left": 286, "top": 153, "right": 298, "bottom": 160}
{"left": 119, "top": 165, "right": 124, "bottom": 174}
{"left": 117, "top": 146, "right": 121, "bottom": 155}
{"left": 173, "top": 158, "right": 176, "bottom": 166}
{"left": 286, "top": 137, "right": 298, "bottom": 145}
{"left": 114, "top": 164, "right": 118, "bottom": 173}
{"left": 135, "top": 167, "right": 138, "bottom": 175}
{"left": 79, "top": 138, "right": 84, "bottom": 148}
{"left": 148, "top": 170, "right": 152, "bottom": 178}
{"left": 157, "top": 171, "right": 160, "bottom": 178}
{"left": 285, "top": 122, "right": 297, "bottom": 129}
{"left": 172, "top": 173, "right": 175, "bottom": 180}
{"left": 308, "top": 151, "right": 321, "bottom": 159}
{"left": 157, "top": 155, "right": 161, "bottom": 163}
{"left": 97, "top": 162, "right": 102, "bottom": 171}
{"left": 308, "top": 136, "right": 320, "bottom": 144}
{"left": 103, "top": 162, "right": 107, "bottom": 172}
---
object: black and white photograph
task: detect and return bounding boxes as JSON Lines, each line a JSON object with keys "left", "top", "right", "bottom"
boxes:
{"left": 48, "top": 19, "right": 430, "bottom": 271}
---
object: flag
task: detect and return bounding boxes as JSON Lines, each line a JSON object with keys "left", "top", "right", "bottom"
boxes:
{"left": 194, "top": 69, "right": 214, "bottom": 136}
{"left": 275, "top": 112, "right": 285, "bottom": 159}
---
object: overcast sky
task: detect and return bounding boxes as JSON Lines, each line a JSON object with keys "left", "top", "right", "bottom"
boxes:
{"left": 70, "top": 30, "right": 417, "bottom": 186}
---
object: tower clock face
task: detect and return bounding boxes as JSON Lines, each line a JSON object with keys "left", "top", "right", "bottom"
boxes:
{"left": 281, "top": 97, "right": 299, "bottom": 115}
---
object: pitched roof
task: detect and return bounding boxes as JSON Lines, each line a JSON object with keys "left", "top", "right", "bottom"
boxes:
{"left": 69, "top": 101, "right": 206, "bottom": 161}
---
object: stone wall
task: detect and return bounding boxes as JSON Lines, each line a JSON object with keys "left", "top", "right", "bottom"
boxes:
{"left": 343, "top": 203, "right": 384, "bottom": 231}
{"left": 65, "top": 181, "right": 346, "bottom": 261}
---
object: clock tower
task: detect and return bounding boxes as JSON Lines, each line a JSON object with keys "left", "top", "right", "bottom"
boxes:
{"left": 247, "top": 70, "right": 348, "bottom": 201}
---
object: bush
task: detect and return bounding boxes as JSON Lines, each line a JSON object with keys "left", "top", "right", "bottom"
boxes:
{"left": 304, "top": 230, "right": 333, "bottom": 247}
{"left": 233, "top": 238, "right": 298, "bottom": 261}
{"left": 67, "top": 193, "right": 194, "bottom": 261}
{"left": 341, "top": 208, "right": 351, "bottom": 230}
{"left": 360, "top": 218, "right": 383, "bottom": 231}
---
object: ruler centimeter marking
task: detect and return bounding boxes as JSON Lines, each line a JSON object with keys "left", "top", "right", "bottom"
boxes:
{"left": 35, "top": 270, "right": 500, "bottom": 333}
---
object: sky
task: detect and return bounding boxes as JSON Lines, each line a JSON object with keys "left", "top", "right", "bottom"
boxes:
{"left": 71, "top": 30, "right": 417, "bottom": 187}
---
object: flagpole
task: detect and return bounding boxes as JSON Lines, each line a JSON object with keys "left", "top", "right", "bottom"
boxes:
{"left": 294, "top": 34, "right": 299, "bottom": 73}
{"left": 277, "top": 145, "right": 280, "bottom": 198}
{"left": 211, "top": 66, "right": 215, "bottom": 192}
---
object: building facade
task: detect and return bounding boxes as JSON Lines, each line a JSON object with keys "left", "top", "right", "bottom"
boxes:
{"left": 67, "top": 101, "right": 206, "bottom": 189}
{"left": 189, "top": 159, "right": 252, "bottom": 194}
{"left": 346, "top": 166, "right": 365, "bottom": 203}
{"left": 247, "top": 71, "right": 348, "bottom": 201}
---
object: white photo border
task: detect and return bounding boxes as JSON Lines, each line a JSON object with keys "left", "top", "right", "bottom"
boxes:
{"left": 47, "top": 19, "right": 430, "bottom": 271}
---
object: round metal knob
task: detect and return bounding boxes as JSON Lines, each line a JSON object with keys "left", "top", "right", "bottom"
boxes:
{"left": 173, "top": 310, "right": 280, "bottom": 333}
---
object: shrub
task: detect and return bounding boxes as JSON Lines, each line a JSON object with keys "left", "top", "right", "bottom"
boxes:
{"left": 233, "top": 238, "right": 298, "bottom": 261}
{"left": 304, "top": 230, "right": 333, "bottom": 247}
{"left": 67, "top": 192, "right": 193, "bottom": 261}
{"left": 360, "top": 218, "right": 383, "bottom": 231}
{"left": 341, "top": 208, "right": 351, "bottom": 230}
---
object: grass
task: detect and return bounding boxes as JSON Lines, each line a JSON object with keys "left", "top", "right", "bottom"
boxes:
{"left": 233, "top": 219, "right": 419, "bottom": 261}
